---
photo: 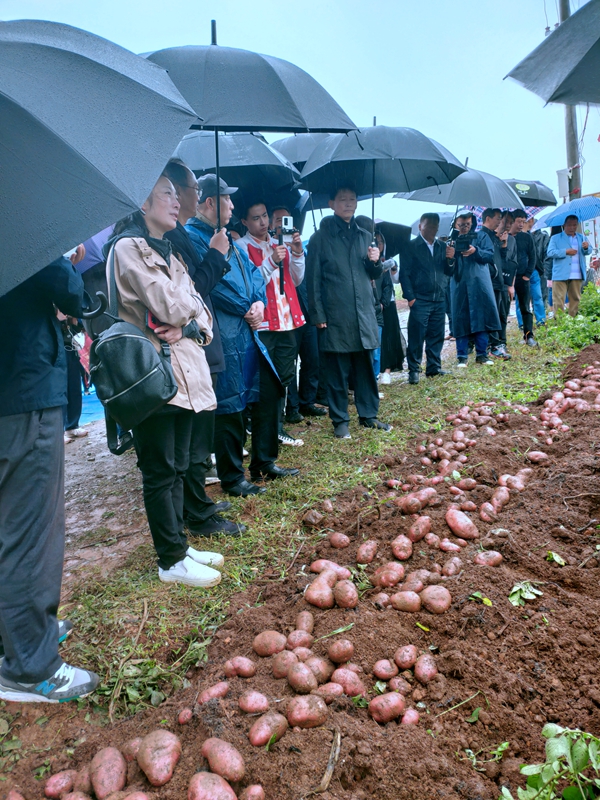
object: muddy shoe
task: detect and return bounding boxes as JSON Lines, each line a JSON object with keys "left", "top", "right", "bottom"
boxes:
{"left": 0, "top": 662, "right": 99, "bottom": 703}
{"left": 158, "top": 556, "right": 221, "bottom": 588}
{"left": 186, "top": 545, "right": 225, "bottom": 568}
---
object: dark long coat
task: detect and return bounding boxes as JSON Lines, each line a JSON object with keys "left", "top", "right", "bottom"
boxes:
{"left": 306, "top": 214, "right": 382, "bottom": 352}
{"left": 450, "top": 230, "right": 501, "bottom": 338}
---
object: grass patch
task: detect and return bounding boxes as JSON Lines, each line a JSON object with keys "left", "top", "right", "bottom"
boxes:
{"left": 60, "top": 328, "right": 570, "bottom": 718}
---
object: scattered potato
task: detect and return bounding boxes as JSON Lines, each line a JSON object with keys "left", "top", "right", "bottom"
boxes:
{"left": 420, "top": 585, "right": 452, "bottom": 614}
{"left": 201, "top": 737, "right": 245, "bottom": 783}
{"left": 368, "top": 692, "right": 406, "bottom": 723}
{"left": 253, "top": 631, "right": 287, "bottom": 657}
{"left": 330, "top": 668, "right": 366, "bottom": 697}
{"left": 441, "top": 557, "right": 462, "bottom": 577}
{"left": 474, "top": 550, "right": 503, "bottom": 566}
{"left": 293, "top": 647, "right": 313, "bottom": 662}
{"left": 372, "top": 592, "right": 391, "bottom": 608}
{"left": 408, "top": 516, "right": 431, "bottom": 543}
{"left": 288, "top": 662, "right": 318, "bottom": 693}
{"left": 272, "top": 650, "right": 298, "bottom": 679}
{"left": 372, "top": 659, "right": 399, "bottom": 680}
{"left": 414, "top": 653, "right": 438, "bottom": 684}
{"left": 445, "top": 507, "right": 479, "bottom": 540}
{"left": 287, "top": 630, "right": 314, "bottom": 650}
{"left": 328, "top": 532, "right": 350, "bottom": 549}
{"left": 90, "top": 748, "right": 127, "bottom": 799}
{"left": 391, "top": 534, "right": 413, "bottom": 561}
{"left": 240, "top": 786, "right": 265, "bottom": 800}
{"left": 371, "top": 562, "right": 405, "bottom": 588}
{"left": 305, "top": 656, "right": 334, "bottom": 683}
{"left": 479, "top": 502, "right": 498, "bottom": 523}
{"left": 248, "top": 713, "right": 288, "bottom": 747}
{"left": 305, "top": 579, "right": 334, "bottom": 609}
{"left": 389, "top": 676, "right": 412, "bottom": 694}
{"left": 295, "top": 611, "right": 314, "bottom": 633}
{"left": 224, "top": 656, "right": 256, "bottom": 678}
{"left": 401, "top": 708, "right": 421, "bottom": 725}
{"left": 527, "top": 451, "right": 548, "bottom": 463}
{"left": 239, "top": 691, "right": 269, "bottom": 714}
{"left": 136, "top": 731, "right": 181, "bottom": 788}
{"left": 333, "top": 580, "right": 359, "bottom": 608}
{"left": 45, "top": 770, "right": 78, "bottom": 799}
{"left": 198, "top": 681, "right": 230, "bottom": 705}
{"left": 328, "top": 639, "right": 354, "bottom": 664}
{"left": 178, "top": 708, "right": 193, "bottom": 725}
{"left": 188, "top": 772, "right": 237, "bottom": 800}
{"left": 312, "top": 682, "right": 344, "bottom": 704}
{"left": 309, "top": 560, "right": 351, "bottom": 579}
{"left": 390, "top": 591, "right": 421, "bottom": 612}
{"left": 394, "top": 645, "right": 417, "bottom": 670}
{"left": 286, "top": 695, "right": 328, "bottom": 728}
{"left": 356, "top": 540, "right": 378, "bottom": 564}
{"left": 121, "top": 739, "right": 142, "bottom": 764}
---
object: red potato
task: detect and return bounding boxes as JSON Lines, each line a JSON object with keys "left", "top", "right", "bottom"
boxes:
{"left": 414, "top": 653, "right": 438, "bottom": 684}
{"left": 310, "top": 560, "right": 351, "bottom": 580}
{"left": 61, "top": 794, "right": 91, "bottom": 800}
{"left": 344, "top": 662, "right": 363, "bottom": 674}
{"left": 434, "top": 437, "right": 444, "bottom": 446}
{"left": 224, "top": 656, "right": 256, "bottom": 678}
{"left": 454, "top": 442, "right": 466, "bottom": 451}
{"left": 442, "top": 557, "right": 462, "bottom": 577}
{"left": 90, "top": 749, "right": 127, "bottom": 800}
{"left": 527, "top": 450, "right": 549, "bottom": 463}
{"left": 198, "top": 681, "right": 230, "bottom": 705}
{"left": 479, "top": 502, "right": 498, "bottom": 523}
{"left": 390, "top": 591, "right": 422, "bottom": 612}
{"left": 394, "top": 644, "right": 418, "bottom": 670}
{"left": 240, "top": 787, "right": 265, "bottom": 800}
{"left": 408, "top": 516, "right": 431, "bottom": 542}
{"left": 421, "top": 457, "right": 432, "bottom": 467}
{"left": 178, "top": 708, "right": 193, "bottom": 725}
{"left": 460, "top": 500, "right": 477, "bottom": 512}
{"left": 371, "top": 562, "right": 405, "bottom": 588}
{"left": 328, "top": 639, "right": 354, "bottom": 664}
{"left": 302, "top": 509, "right": 324, "bottom": 527}
{"left": 74, "top": 766, "right": 92, "bottom": 794}
{"left": 286, "top": 694, "right": 328, "bottom": 728}
{"left": 188, "top": 773, "right": 237, "bottom": 800}
{"left": 456, "top": 538, "right": 468, "bottom": 548}
{"left": 330, "top": 668, "right": 367, "bottom": 697}
{"left": 328, "top": 532, "right": 350, "bottom": 549}
{"left": 439, "top": 538, "right": 462, "bottom": 553}
{"left": 201, "top": 738, "right": 245, "bottom": 783}
{"left": 305, "top": 656, "right": 335, "bottom": 683}
{"left": 424, "top": 532, "right": 440, "bottom": 548}
{"left": 239, "top": 691, "right": 270, "bottom": 714}
{"left": 253, "top": 630, "right": 286, "bottom": 657}
{"left": 248, "top": 713, "right": 288, "bottom": 747}
{"left": 445, "top": 506, "right": 479, "bottom": 540}
{"left": 373, "top": 659, "right": 399, "bottom": 680}
{"left": 407, "top": 474, "right": 426, "bottom": 485}
{"left": 334, "top": 580, "right": 359, "bottom": 608}
{"left": 400, "top": 576, "right": 425, "bottom": 594}
{"left": 45, "top": 770, "right": 78, "bottom": 799}
{"left": 398, "top": 494, "right": 423, "bottom": 514}
{"left": 474, "top": 551, "right": 503, "bottom": 566}
{"left": 122, "top": 739, "right": 142, "bottom": 763}
{"left": 287, "top": 630, "right": 314, "bottom": 650}
{"left": 391, "top": 534, "right": 413, "bottom": 560}
{"left": 389, "top": 676, "right": 413, "bottom": 694}
{"left": 386, "top": 478, "right": 402, "bottom": 487}
{"left": 368, "top": 692, "right": 406, "bottom": 723}
{"left": 491, "top": 487, "right": 510, "bottom": 511}
{"left": 288, "top": 662, "right": 318, "bottom": 693}
{"left": 136, "top": 731, "right": 181, "bottom": 788}
{"left": 322, "top": 499, "right": 334, "bottom": 513}
{"left": 272, "top": 650, "right": 298, "bottom": 678}
{"left": 305, "top": 579, "right": 334, "bottom": 609}
{"left": 449, "top": 486, "right": 463, "bottom": 496}
{"left": 430, "top": 563, "right": 442, "bottom": 574}
{"left": 505, "top": 476, "right": 525, "bottom": 492}
{"left": 356, "top": 540, "right": 378, "bottom": 564}
{"left": 7, "top": 793, "right": 27, "bottom": 800}
{"left": 372, "top": 592, "right": 391, "bottom": 608}
{"left": 293, "top": 647, "right": 313, "bottom": 662}
{"left": 414, "top": 487, "right": 438, "bottom": 507}
{"left": 436, "top": 448, "right": 452, "bottom": 461}
{"left": 312, "top": 682, "right": 344, "bottom": 704}
{"left": 420, "top": 585, "right": 452, "bottom": 614}
{"left": 437, "top": 458, "right": 450, "bottom": 475}
{"left": 401, "top": 708, "right": 421, "bottom": 725}
{"left": 457, "top": 478, "right": 477, "bottom": 491}
{"left": 416, "top": 444, "right": 427, "bottom": 454}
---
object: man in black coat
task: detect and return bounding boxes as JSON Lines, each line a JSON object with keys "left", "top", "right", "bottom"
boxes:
{"left": 306, "top": 187, "right": 392, "bottom": 440}
{"left": 401, "top": 213, "right": 454, "bottom": 384}
{"left": 509, "top": 209, "right": 537, "bottom": 346}
{"left": 481, "top": 208, "right": 512, "bottom": 361}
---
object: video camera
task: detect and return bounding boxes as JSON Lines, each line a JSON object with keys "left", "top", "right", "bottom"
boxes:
{"left": 450, "top": 228, "right": 477, "bottom": 253}
{"left": 279, "top": 215, "right": 298, "bottom": 245}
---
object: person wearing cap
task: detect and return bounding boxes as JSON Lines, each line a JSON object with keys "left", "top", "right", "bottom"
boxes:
{"left": 448, "top": 212, "right": 499, "bottom": 367}
{"left": 186, "top": 175, "right": 297, "bottom": 496}
{"left": 547, "top": 214, "right": 591, "bottom": 316}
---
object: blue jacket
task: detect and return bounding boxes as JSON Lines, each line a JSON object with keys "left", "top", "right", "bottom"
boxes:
{"left": 449, "top": 230, "right": 500, "bottom": 338}
{"left": 0, "top": 258, "right": 85, "bottom": 417}
{"left": 547, "top": 231, "right": 590, "bottom": 281}
{"left": 185, "top": 217, "right": 280, "bottom": 415}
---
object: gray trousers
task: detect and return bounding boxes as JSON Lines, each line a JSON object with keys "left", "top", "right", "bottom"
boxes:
{"left": 0, "top": 408, "right": 64, "bottom": 682}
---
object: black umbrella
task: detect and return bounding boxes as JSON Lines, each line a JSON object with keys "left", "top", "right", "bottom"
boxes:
{"left": 503, "top": 179, "right": 557, "bottom": 207}
{"left": 0, "top": 19, "right": 197, "bottom": 297}
{"left": 146, "top": 23, "right": 356, "bottom": 227}
{"left": 270, "top": 133, "right": 331, "bottom": 171}
{"left": 506, "top": 0, "right": 600, "bottom": 104}
{"left": 355, "top": 216, "right": 411, "bottom": 261}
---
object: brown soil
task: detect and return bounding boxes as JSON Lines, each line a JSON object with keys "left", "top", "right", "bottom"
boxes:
{"left": 4, "top": 346, "right": 600, "bottom": 800}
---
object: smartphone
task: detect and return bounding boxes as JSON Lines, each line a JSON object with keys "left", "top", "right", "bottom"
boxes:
{"left": 146, "top": 310, "right": 164, "bottom": 331}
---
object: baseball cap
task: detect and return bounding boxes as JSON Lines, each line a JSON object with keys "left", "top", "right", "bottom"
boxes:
{"left": 197, "top": 174, "right": 238, "bottom": 202}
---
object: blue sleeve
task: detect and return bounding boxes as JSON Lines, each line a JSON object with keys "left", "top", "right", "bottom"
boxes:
{"left": 472, "top": 233, "right": 494, "bottom": 265}
{"left": 547, "top": 235, "right": 567, "bottom": 259}
{"left": 35, "top": 258, "right": 86, "bottom": 317}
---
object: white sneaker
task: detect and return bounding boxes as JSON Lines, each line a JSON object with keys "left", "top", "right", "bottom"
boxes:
{"left": 278, "top": 433, "right": 304, "bottom": 447}
{"left": 457, "top": 362, "right": 468, "bottom": 369}
{"left": 158, "top": 556, "right": 221, "bottom": 588}
{"left": 379, "top": 373, "right": 391, "bottom": 385}
{"left": 186, "top": 546, "right": 224, "bottom": 568}
{"left": 378, "top": 392, "right": 385, "bottom": 400}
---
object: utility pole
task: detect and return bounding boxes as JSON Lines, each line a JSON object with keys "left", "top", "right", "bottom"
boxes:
{"left": 559, "top": 0, "right": 582, "bottom": 200}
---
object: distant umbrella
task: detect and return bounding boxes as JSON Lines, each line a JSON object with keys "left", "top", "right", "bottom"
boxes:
{"left": 0, "top": 19, "right": 196, "bottom": 297}
{"left": 396, "top": 168, "right": 524, "bottom": 210}
{"left": 532, "top": 196, "right": 600, "bottom": 230}
{"left": 506, "top": 0, "right": 600, "bottom": 105}
{"left": 355, "top": 216, "right": 411, "bottom": 260}
{"left": 271, "top": 133, "right": 331, "bottom": 170}
{"left": 504, "top": 179, "right": 557, "bottom": 207}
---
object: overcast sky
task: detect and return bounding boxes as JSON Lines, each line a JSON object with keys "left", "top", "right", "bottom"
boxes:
{"left": 2, "top": 0, "right": 598, "bottom": 230}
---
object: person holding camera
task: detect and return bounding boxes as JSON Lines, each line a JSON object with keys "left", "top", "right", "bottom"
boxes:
{"left": 306, "top": 186, "right": 391, "bottom": 440}
{"left": 448, "top": 211, "right": 499, "bottom": 367}
{"left": 547, "top": 214, "right": 591, "bottom": 316}
{"left": 238, "top": 202, "right": 306, "bottom": 450}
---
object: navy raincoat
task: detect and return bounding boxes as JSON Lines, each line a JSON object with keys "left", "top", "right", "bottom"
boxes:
{"left": 449, "top": 230, "right": 500, "bottom": 338}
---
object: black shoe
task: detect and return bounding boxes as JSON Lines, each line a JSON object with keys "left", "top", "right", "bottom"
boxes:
{"left": 285, "top": 411, "right": 305, "bottom": 424}
{"left": 212, "top": 500, "right": 232, "bottom": 513}
{"left": 223, "top": 480, "right": 267, "bottom": 497}
{"left": 299, "top": 404, "right": 328, "bottom": 417}
{"left": 334, "top": 422, "right": 351, "bottom": 439}
{"left": 426, "top": 370, "right": 449, "bottom": 377}
{"left": 251, "top": 465, "right": 300, "bottom": 481}
{"left": 359, "top": 418, "right": 393, "bottom": 432}
{"left": 187, "top": 513, "right": 246, "bottom": 537}
{"left": 408, "top": 371, "right": 420, "bottom": 385}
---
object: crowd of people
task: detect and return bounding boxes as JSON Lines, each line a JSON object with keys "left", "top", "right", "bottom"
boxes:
{"left": 0, "top": 156, "right": 593, "bottom": 704}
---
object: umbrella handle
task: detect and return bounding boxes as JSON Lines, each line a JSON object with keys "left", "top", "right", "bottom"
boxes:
{"left": 82, "top": 291, "right": 108, "bottom": 319}
{"left": 215, "top": 129, "right": 221, "bottom": 230}
{"left": 278, "top": 232, "right": 285, "bottom": 295}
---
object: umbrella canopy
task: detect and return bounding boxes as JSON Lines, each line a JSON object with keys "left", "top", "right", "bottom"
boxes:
{"left": 396, "top": 167, "right": 524, "bottom": 209}
{"left": 300, "top": 127, "right": 465, "bottom": 197}
{"left": 271, "top": 133, "right": 331, "bottom": 170}
{"left": 0, "top": 19, "right": 197, "bottom": 297}
{"left": 355, "top": 217, "right": 411, "bottom": 260}
{"left": 532, "top": 196, "right": 600, "bottom": 230}
{"left": 504, "top": 179, "right": 557, "bottom": 207}
{"left": 146, "top": 45, "right": 356, "bottom": 132}
{"left": 410, "top": 211, "right": 456, "bottom": 239}
{"left": 506, "top": 0, "right": 600, "bottom": 105}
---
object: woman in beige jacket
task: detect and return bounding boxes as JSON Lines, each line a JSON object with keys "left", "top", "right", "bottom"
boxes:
{"left": 107, "top": 176, "right": 223, "bottom": 588}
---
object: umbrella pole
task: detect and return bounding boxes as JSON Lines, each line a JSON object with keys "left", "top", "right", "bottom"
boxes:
{"left": 371, "top": 159, "right": 376, "bottom": 246}
{"left": 215, "top": 128, "right": 221, "bottom": 230}
{"left": 309, "top": 193, "right": 317, "bottom": 232}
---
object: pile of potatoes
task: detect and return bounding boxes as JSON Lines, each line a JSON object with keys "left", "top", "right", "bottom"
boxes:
{"left": 303, "top": 560, "right": 358, "bottom": 609}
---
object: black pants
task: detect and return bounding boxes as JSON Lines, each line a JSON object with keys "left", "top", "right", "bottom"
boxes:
{"left": 406, "top": 299, "right": 445, "bottom": 376}
{"left": 514, "top": 275, "right": 534, "bottom": 339}
{"left": 132, "top": 406, "right": 193, "bottom": 569}
{"left": 214, "top": 411, "right": 246, "bottom": 489}
{"left": 0, "top": 407, "right": 64, "bottom": 683}
{"left": 323, "top": 350, "right": 379, "bottom": 427}
{"left": 183, "top": 408, "right": 217, "bottom": 525}
{"left": 63, "top": 348, "right": 83, "bottom": 431}
{"left": 445, "top": 283, "right": 453, "bottom": 337}
{"left": 489, "top": 287, "right": 510, "bottom": 348}
{"left": 287, "top": 324, "right": 320, "bottom": 413}
{"left": 259, "top": 330, "right": 297, "bottom": 433}
{"left": 249, "top": 352, "right": 284, "bottom": 475}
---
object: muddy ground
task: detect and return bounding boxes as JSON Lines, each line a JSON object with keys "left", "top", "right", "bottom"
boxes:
{"left": 3, "top": 345, "right": 600, "bottom": 800}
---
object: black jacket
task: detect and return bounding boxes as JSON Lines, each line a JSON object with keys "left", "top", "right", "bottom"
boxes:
{"left": 165, "top": 221, "right": 229, "bottom": 374}
{"left": 481, "top": 226, "right": 505, "bottom": 291}
{"left": 514, "top": 231, "right": 536, "bottom": 278}
{"left": 400, "top": 236, "right": 452, "bottom": 304}
{"left": 0, "top": 258, "right": 86, "bottom": 417}
{"left": 531, "top": 229, "right": 550, "bottom": 278}
{"left": 306, "top": 214, "right": 382, "bottom": 352}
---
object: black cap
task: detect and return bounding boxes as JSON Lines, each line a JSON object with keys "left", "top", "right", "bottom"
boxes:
{"left": 197, "top": 173, "right": 238, "bottom": 202}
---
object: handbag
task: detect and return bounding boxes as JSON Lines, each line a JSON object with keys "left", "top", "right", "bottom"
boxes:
{"left": 89, "top": 244, "right": 178, "bottom": 435}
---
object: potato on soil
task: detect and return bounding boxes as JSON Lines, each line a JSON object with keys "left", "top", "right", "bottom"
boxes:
{"left": 442, "top": 557, "right": 462, "bottom": 577}
{"left": 331, "top": 668, "right": 367, "bottom": 697}
{"left": 372, "top": 592, "right": 391, "bottom": 608}
{"left": 286, "top": 694, "right": 328, "bottom": 728}
{"left": 136, "top": 731, "right": 181, "bottom": 788}
{"left": 394, "top": 645, "right": 418, "bottom": 670}
{"left": 90, "top": 748, "right": 127, "bottom": 799}
{"left": 121, "top": 739, "right": 142, "bottom": 763}
{"left": 373, "top": 659, "right": 399, "bottom": 680}
{"left": 312, "top": 682, "right": 344, "bottom": 703}
{"left": 253, "top": 630, "right": 286, "bottom": 657}
{"left": 7, "top": 792, "right": 26, "bottom": 800}
{"left": 439, "top": 538, "right": 461, "bottom": 553}
{"left": 460, "top": 501, "right": 477, "bottom": 512}
{"left": 328, "top": 532, "right": 350, "bottom": 549}
{"left": 293, "top": 647, "right": 313, "bottom": 661}
{"left": 389, "top": 676, "right": 413, "bottom": 694}
{"left": 474, "top": 550, "right": 503, "bottom": 566}
{"left": 390, "top": 591, "right": 422, "bottom": 612}
{"left": 302, "top": 509, "right": 324, "bottom": 527}
{"left": 424, "top": 532, "right": 440, "bottom": 548}
{"left": 391, "top": 534, "right": 413, "bottom": 560}
{"left": 178, "top": 708, "right": 193, "bottom": 725}
{"left": 201, "top": 738, "right": 245, "bottom": 783}
{"left": 356, "top": 540, "right": 378, "bottom": 564}
{"left": 198, "top": 681, "right": 230, "bottom": 704}
{"left": 328, "top": 638, "right": 354, "bottom": 663}
{"left": 333, "top": 580, "right": 359, "bottom": 608}
{"left": 305, "top": 655, "right": 335, "bottom": 683}
{"left": 62, "top": 793, "right": 92, "bottom": 800}
{"left": 310, "top": 559, "right": 351, "bottom": 579}
{"left": 248, "top": 712, "right": 288, "bottom": 747}
{"left": 74, "top": 766, "right": 92, "bottom": 794}
{"left": 398, "top": 495, "right": 422, "bottom": 515}
{"left": 188, "top": 772, "right": 237, "bottom": 800}
{"left": 304, "top": 579, "right": 334, "bottom": 609}
{"left": 240, "top": 787, "right": 265, "bottom": 800}
{"left": 371, "top": 562, "right": 405, "bottom": 588}
{"left": 445, "top": 507, "right": 479, "bottom": 539}
{"left": 272, "top": 650, "right": 298, "bottom": 678}
{"left": 527, "top": 450, "right": 548, "bottom": 463}
{"left": 420, "top": 585, "right": 452, "bottom": 614}
{"left": 408, "top": 516, "right": 431, "bottom": 542}
{"left": 479, "top": 502, "right": 498, "bottom": 523}
{"left": 401, "top": 708, "right": 421, "bottom": 725}
{"left": 491, "top": 486, "right": 510, "bottom": 511}
{"left": 288, "top": 662, "right": 318, "bottom": 693}
{"left": 368, "top": 692, "right": 406, "bottom": 723}
{"left": 45, "top": 770, "right": 78, "bottom": 799}
{"left": 239, "top": 691, "right": 269, "bottom": 714}
{"left": 224, "top": 656, "right": 256, "bottom": 678}
{"left": 287, "top": 629, "right": 314, "bottom": 650}
{"left": 295, "top": 611, "right": 314, "bottom": 633}
{"left": 414, "top": 653, "right": 438, "bottom": 684}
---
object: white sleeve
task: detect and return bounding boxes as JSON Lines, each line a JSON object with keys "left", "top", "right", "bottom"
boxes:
{"left": 289, "top": 249, "right": 305, "bottom": 287}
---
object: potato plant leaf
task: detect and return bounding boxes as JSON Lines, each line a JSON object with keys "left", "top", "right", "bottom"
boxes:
{"left": 466, "top": 707, "right": 481, "bottom": 724}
